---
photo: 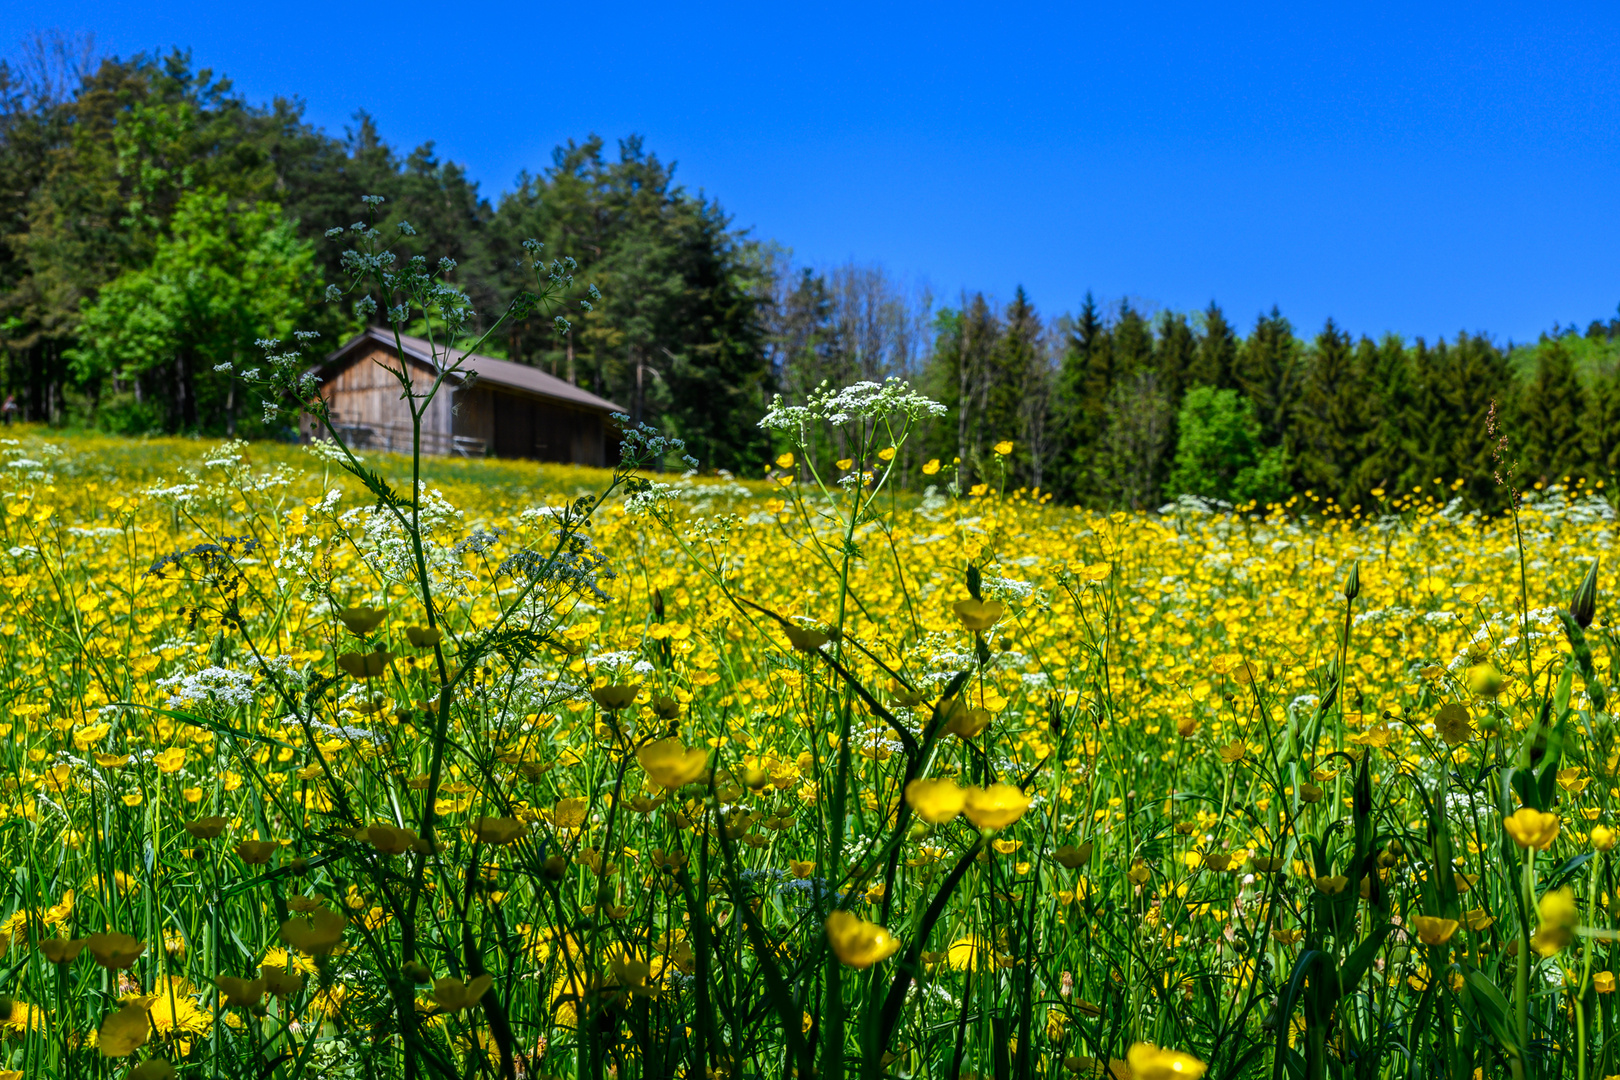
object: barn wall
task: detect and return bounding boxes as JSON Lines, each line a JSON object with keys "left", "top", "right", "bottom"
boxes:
{"left": 311, "top": 343, "right": 616, "bottom": 463}
{"left": 319, "top": 346, "right": 460, "bottom": 453}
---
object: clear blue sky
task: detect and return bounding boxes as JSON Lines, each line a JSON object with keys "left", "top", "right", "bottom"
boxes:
{"left": 8, "top": 2, "right": 1620, "bottom": 345}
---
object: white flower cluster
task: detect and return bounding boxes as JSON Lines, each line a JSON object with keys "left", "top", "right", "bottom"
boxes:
{"left": 759, "top": 378, "right": 945, "bottom": 442}
{"left": 155, "top": 665, "right": 257, "bottom": 709}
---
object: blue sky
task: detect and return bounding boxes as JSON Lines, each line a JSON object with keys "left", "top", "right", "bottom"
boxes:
{"left": 8, "top": 2, "right": 1620, "bottom": 344}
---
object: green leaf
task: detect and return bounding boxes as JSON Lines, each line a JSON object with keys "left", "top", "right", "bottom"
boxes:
{"left": 1464, "top": 969, "right": 1518, "bottom": 1054}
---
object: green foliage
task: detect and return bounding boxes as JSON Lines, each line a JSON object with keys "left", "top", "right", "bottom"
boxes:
{"left": 68, "top": 189, "right": 313, "bottom": 433}
{"left": 1168, "top": 385, "right": 1290, "bottom": 505}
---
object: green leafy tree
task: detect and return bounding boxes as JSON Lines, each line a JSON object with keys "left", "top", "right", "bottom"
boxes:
{"left": 1168, "top": 386, "right": 1290, "bottom": 506}
{"left": 68, "top": 189, "right": 313, "bottom": 433}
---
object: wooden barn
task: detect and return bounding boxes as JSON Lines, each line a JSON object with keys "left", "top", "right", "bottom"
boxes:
{"left": 310, "top": 329, "right": 624, "bottom": 465}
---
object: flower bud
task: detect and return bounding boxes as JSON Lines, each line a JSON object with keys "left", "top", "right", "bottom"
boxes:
{"left": 1341, "top": 560, "right": 1361, "bottom": 602}
{"left": 1571, "top": 559, "right": 1600, "bottom": 629}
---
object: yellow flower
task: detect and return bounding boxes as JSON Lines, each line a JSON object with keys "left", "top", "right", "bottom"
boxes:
{"left": 97, "top": 1001, "right": 150, "bottom": 1057}
{"left": 432, "top": 974, "right": 494, "bottom": 1012}
{"left": 1467, "top": 663, "right": 1506, "bottom": 697}
{"left": 337, "top": 606, "right": 387, "bottom": 634}
{"left": 216, "top": 975, "right": 267, "bottom": 1008}
{"left": 1434, "top": 703, "right": 1471, "bottom": 744}
{"left": 835, "top": 458, "right": 853, "bottom": 470}
{"left": 1053, "top": 843, "right": 1094, "bottom": 869}
{"left": 183, "top": 816, "right": 227, "bottom": 840}
{"left": 472, "top": 816, "right": 525, "bottom": 846}
{"left": 904, "top": 778, "right": 965, "bottom": 825}
{"left": 235, "top": 840, "right": 277, "bottom": 865}
{"left": 1410, "top": 915, "right": 1459, "bottom": 946}
{"left": 1593, "top": 825, "right": 1616, "bottom": 851}
{"left": 962, "top": 783, "right": 1032, "bottom": 830}
{"left": 1533, "top": 886, "right": 1579, "bottom": 956}
{"left": 951, "top": 597, "right": 1006, "bottom": 632}
{"left": 589, "top": 683, "right": 640, "bottom": 711}
{"left": 1312, "top": 876, "right": 1349, "bottom": 895}
{"left": 1594, "top": 971, "right": 1616, "bottom": 993}
{"left": 945, "top": 935, "right": 995, "bottom": 971}
{"left": 921, "top": 459, "right": 940, "bottom": 475}
{"left": 824, "top": 910, "right": 901, "bottom": 969}
{"left": 139, "top": 976, "right": 212, "bottom": 1038}
{"left": 1503, "top": 808, "right": 1560, "bottom": 850}
{"left": 1126, "top": 1042, "right": 1207, "bottom": 1080}
{"left": 121, "top": 793, "right": 143, "bottom": 807}
{"left": 85, "top": 931, "right": 145, "bottom": 970}
{"left": 774, "top": 452, "right": 795, "bottom": 469}
{"left": 993, "top": 440, "right": 1014, "bottom": 455}
{"left": 637, "top": 738, "right": 710, "bottom": 788}
{"left": 152, "top": 747, "right": 186, "bottom": 774}
{"left": 279, "top": 908, "right": 347, "bottom": 956}
{"left": 552, "top": 797, "right": 589, "bottom": 829}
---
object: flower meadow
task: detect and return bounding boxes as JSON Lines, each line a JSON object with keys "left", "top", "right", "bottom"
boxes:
{"left": 0, "top": 418, "right": 1613, "bottom": 1080}
{"left": 2, "top": 219, "right": 1620, "bottom": 1080}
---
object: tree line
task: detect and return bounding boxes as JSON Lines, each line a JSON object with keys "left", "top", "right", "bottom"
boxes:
{"left": 3, "top": 35, "right": 1618, "bottom": 508}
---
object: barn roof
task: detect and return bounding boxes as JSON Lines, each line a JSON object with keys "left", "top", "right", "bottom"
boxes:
{"left": 323, "top": 328, "right": 626, "bottom": 414}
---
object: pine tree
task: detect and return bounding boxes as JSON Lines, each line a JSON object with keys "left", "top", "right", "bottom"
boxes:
{"left": 1353, "top": 333, "right": 1418, "bottom": 506}
{"left": 1235, "top": 307, "right": 1300, "bottom": 456}
{"left": 1189, "top": 302, "right": 1238, "bottom": 389}
{"left": 1412, "top": 333, "right": 1515, "bottom": 506}
{"left": 1584, "top": 363, "right": 1620, "bottom": 484}
{"left": 1296, "top": 318, "right": 1375, "bottom": 507}
{"left": 1052, "top": 291, "right": 1113, "bottom": 502}
{"left": 1515, "top": 337, "right": 1586, "bottom": 485}
{"left": 985, "top": 287, "right": 1047, "bottom": 490}
{"left": 1154, "top": 311, "right": 1197, "bottom": 407}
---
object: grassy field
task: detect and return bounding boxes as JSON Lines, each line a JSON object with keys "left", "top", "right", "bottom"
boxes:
{"left": 0, "top": 424, "right": 1614, "bottom": 1080}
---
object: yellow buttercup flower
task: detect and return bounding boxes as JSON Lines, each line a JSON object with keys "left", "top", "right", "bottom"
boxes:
{"left": 1410, "top": 915, "right": 1459, "bottom": 946}
{"left": 904, "top": 778, "right": 965, "bottom": 825}
{"left": 921, "top": 459, "right": 940, "bottom": 474}
{"left": 962, "top": 783, "right": 1031, "bottom": 830}
{"left": 993, "top": 440, "right": 1013, "bottom": 455}
{"left": 1593, "top": 824, "right": 1616, "bottom": 851}
{"left": 431, "top": 974, "right": 494, "bottom": 1012}
{"left": 1126, "top": 1042, "right": 1207, "bottom": 1080}
{"left": 637, "top": 738, "right": 710, "bottom": 789}
{"left": 825, "top": 910, "right": 901, "bottom": 969}
{"left": 1503, "top": 808, "right": 1560, "bottom": 850}
{"left": 952, "top": 597, "right": 1006, "bottom": 632}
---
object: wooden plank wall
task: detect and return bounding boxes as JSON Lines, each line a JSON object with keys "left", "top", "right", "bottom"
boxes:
{"left": 320, "top": 346, "right": 454, "bottom": 446}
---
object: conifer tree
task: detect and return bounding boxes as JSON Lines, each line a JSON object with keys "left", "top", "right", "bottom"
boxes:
{"left": 1583, "top": 364, "right": 1620, "bottom": 485}
{"left": 1052, "top": 291, "right": 1114, "bottom": 501}
{"left": 1189, "top": 302, "right": 1238, "bottom": 389}
{"left": 1353, "top": 333, "right": 1418, "bottom": 506}
{"left": 1412, "top": 333, "right": 1515, "bottom": 507}
{"left": 1515, "top": 337, "right": 1586, "bottom": 485}
{"left": 1296, "top": 318, "right": 1375, "bottom": 507}
{"left": 1235, "top": 307, "right": 1300, "bottom": 455}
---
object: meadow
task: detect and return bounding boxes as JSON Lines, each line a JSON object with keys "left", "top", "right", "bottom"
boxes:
{"left": 0, "top": 412, "right": 1615, "bottom": 1080}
